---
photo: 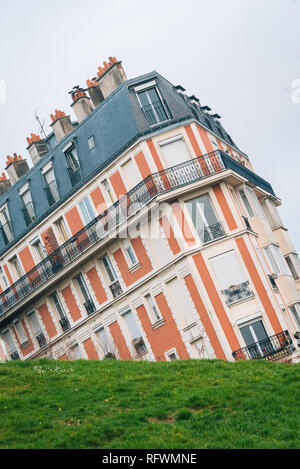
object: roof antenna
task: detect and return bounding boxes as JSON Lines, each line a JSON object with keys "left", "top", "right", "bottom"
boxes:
{"left": 34, "top": 110, "right": 47, "bottom": 140}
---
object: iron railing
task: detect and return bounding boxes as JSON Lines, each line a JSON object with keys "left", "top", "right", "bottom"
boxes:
{"left": 36, "top": 331, "right": 47, "bottom": 348}
{"left": 0, "top": 150, "right": 276, "bottom": 320}
{"left": 142, "top": 101, "right": 168, "bottom": 125}
{"left": 10, "top": 350, "right": 20, "bottom": 360}
{"left": 109, "top": 280, "right": 123, "bottom": 299}
{"left": 59, "top": 316, "right": 71, "bottom": 332}
{"left": 84, "top": 299, "right": 96, "bottom": 316}
{"left": 67, "top": 167, "right": 82, "bottom": 187}
{"left": 232, "top": 330, "right": 294, "bottom": 361}
{"left": 222, "top": 281, "right": 254, "bottom": 305}
{"left": 198, "top": 222, "right": 225, "bottom": 244}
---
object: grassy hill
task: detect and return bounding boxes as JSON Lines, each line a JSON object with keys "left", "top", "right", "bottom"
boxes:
{"left": 0, "top": 358, "right": 299, "bottom": 449}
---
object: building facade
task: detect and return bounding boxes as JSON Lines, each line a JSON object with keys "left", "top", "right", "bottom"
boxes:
{"left": 0, "top": 56, "right": 299, "bottom": 363}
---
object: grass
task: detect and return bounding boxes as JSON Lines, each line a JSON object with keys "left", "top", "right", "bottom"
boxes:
{"left": 0, "top": 358, "right": 299, "bottom": 449}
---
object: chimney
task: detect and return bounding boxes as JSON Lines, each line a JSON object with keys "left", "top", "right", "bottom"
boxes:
{"left": 26, "top": 133, "right": 49, "bottom": 165}
{"left": 70, "top": 88, "right": 94, "bottom": 123}
{"left": 86, "top": 78, "right": 104, "bottom": 108}
{"left": 96, "top": 56, "right": 127, "bottom": 99}
{"left": 50, "top": 110, "right": 73, "bottom": 142}
{"left": 5, "top": 154, "right": 30, "bottom": 185}
{"left": 0, "top": 173, "right": 11, "bottom": 196}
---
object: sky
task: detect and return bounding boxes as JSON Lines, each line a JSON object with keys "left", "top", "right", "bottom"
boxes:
{"left": 0, "top": 0, "right": 299, "bottom": 251}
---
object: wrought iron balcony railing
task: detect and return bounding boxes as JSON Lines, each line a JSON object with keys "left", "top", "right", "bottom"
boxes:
{"left": 198, "top": 222, "right": 225, "bottom": 244}
{"left": 0, "top": 150, "right": 276, "bottom": 320}
{"left": 59, "top": 316, "right": 71, "bottom": 332}
{"left": 142, "top": 101, "right": 168, "bottom": 126}
{"left": 109, "top": 280, "right": 123, "bottom": 299}
{"left": 67, "top": 167, "right": 82, "bottom": 187}
{"left": 232, "top": 330, "right": 294, "bottom": 361}
{"left": 36, "top": 331, "right": 47, "bottom": 348}
{"left": 222, "top": 281, "right": 254, "bottom": 305}
{"left": 84, "top": 299, "right": 96, "bottom": 316}
{"left": 10, "top": 350, "right": 20, "bottom": 360}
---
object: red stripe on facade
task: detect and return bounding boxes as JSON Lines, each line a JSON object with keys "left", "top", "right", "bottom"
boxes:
{"left": 213, "top": 183, "right": 237, "bottom": 231}
{"left": 109, "top": 321, "right": 131, "bottom": 360}
{"left": 38, "top": 303, "right": 57, "bottom": 338}
{"left": 83, "top": 337, "right": 99, "bottom": 360}
{"left": 61, "top": 286, "right": 82, "bottom": 322}
{"left": 159, "top": 215, "right": 181, "bottom": 255}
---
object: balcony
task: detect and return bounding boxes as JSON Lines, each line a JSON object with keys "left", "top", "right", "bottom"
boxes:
{"left": 44, "top": 181, "right": 60, "bottom": 207}
{"left": 109, "top": 280, "right": 123, "bottom": 299}
{"left": 67, "top": 167, "right": 82, "bottom": 187}
{"left": 232, "top": 330, "right": 295, "bottom": 361}
{"left": 0, "top": 150, "right": 276, "bottom": 321}
{"left": 222, "top": 281, "right": 254, "bottom": 305}
{"left": 36, "top": 331, "right": 47, "bottom": 348}
{"left": 132, "top": 336, "right": 147, "bottom": 355}
{"left": 142, "top": 101, "right": 168, "bottom": 126}
{"left": 84, "top": 299, "right": 96, "bottom": 316}
{"left": 10, "top": 350, "right": 20, "bottom": 360}
{"left": 21, "top": 202, "right": 36, "bottom": 227}
{"left": 59, "top": 316, "right": 71, "bottom": 332}
{"left": 198, "top": 222, "right": 225, "bottom": 244}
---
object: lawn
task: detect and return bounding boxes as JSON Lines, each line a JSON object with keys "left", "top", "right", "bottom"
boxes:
{"left": 0, "top": 358, "right": 299, "bottom": 449}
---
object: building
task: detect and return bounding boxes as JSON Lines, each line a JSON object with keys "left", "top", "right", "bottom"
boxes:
{"left": 0, "top": 56, "right": 299, "bottom": 363}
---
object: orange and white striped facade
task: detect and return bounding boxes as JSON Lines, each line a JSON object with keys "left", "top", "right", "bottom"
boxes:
{"left": 0, "top": 61, "right": 299, "bottom": 363}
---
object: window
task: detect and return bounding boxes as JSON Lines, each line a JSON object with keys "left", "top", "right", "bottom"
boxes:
{"left": 51, "top": 292, "right": 70, "bottom": 332}
{"left": 31, "top": 238, "right": 45, "bottom": 262}
{"left": 0, "top": 266, "right": 9, "bottom": 289}
{"left": 185, "top": 193, "right": 224, "bottom": 244}
{"left": 263, "top": 245, "right": 290, "bottom": 276}
{"left": 1, "top": 329, "right": 18, "bottom": 359}
{"left": 101, "top": 254, "right": 123, "bottom": 298}
{"left": 158, "top": 135, "right": 191, "bottom": 167}
{"left": 75, "top": 273, "right": 96, "bottom": 315}
{"left": 70, "top": 343, "right": 82, "bottom": 360}
{"left": 95, "top": 326, "right": 114, "bottom": 356}
{"left": 121, "top": 158, "right": 141, "bottom": 191}
{"left": 123, "top": 240, "right": 138, "bottom": 267}
{"left": 239, "top": 186, "right": 264, "bottom": 219}
{"left": 10, "top": 256, "right": 23, "bottom": 279}
{"left": 0, "top": 205, "right": 13, "bottom": 243}
{"left": 210, "top": 250, "right": 253, "bottom": 304}
{"left": 65, "top": 145, "right": 81, "bottom": 186}
{"left": 289, "top": 304, "right": 300, "bottom": 330}
{"left": 145, "top": 294, "right": 161, "bottom": 322}
{"left": 55, "top": 218, "right": 69, "bottom": 243}
{"left": 210, "top": 138, "right": 219, "bottom": 151}
{"left": 285, "top": 254, "right": 300, "bottom": 281}
{"left": 88, "top": 136, "right": 95, "bottom": 150}
{"left": 165, "top": 348, "right": 179, "bottom": 361}
{"left": 137, "top": 85, "right": 168, "bottom": 125}
{"left": 26, "top": 310, "right": 46, "bottom": 348}
{"left": 20, "top": 188, "right": 36, "bottom": 226}
{"left": 13, "top": 319, "right": 28, "bottom": 345}
{"left": 261, "top": 198, "right": 283, "bottom": 229}
{"left": 239, "top": 319, "right": 271, "bottom": 359}
{"left": 121, "top": 308, "right": 146, "bottom": 355}
{"left": 101, "top": 179, "right": 115, "bottom": 204}
{"left": 79, "top": 196, "right": 95, "bottom": 224}
{"left": 43, "top": 165, "right": 59, "bottom": 205}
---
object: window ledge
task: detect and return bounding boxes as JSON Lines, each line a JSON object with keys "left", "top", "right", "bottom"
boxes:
{"left": 128, "top": 262, "right": 141, "bottom": 273}
{"left": 182, "top": 322, "right": 197, "bottom": 332}
{"left": 135, "top": 349, "right": 149, "bottom": 359}
{"left": 20, "top": 340, "right": 30, "bottom": 348}
{"left": 151, "top": 318, "right": 165, "bottom": 329}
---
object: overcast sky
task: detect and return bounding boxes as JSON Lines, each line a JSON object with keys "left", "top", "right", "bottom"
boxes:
{"left": 0, "top": 0, "right": 299, "bottom": 251}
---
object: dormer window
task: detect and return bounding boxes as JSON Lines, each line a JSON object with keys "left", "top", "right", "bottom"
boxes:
{"left": 0, "top": 204, "right": 13, "bottom": 244}
{"left": 19, "top": 184, "right": 36, "bottom": 226}
{"left": 42, "top": 162, "right": 59, "bottom": 206}
{"left": 64, "top": 142, "right": 82, "bottom": 187}
{"left": 135, "top": 81, "right": 169, "bottom": 126}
